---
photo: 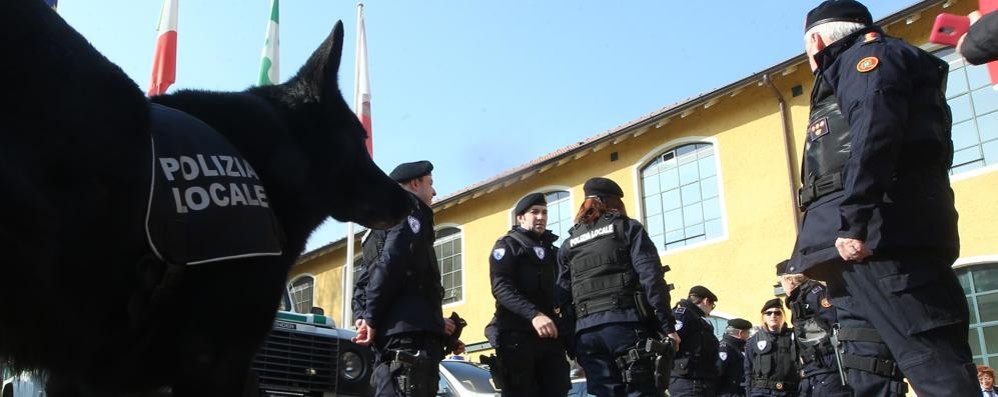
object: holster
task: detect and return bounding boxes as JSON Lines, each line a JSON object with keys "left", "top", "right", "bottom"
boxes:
{"left": 478, "top": 354, "right": 505, "bottom": 390}
{"left": 615, "top": 338, "right": 674, "bottom": 392}
{"left": 386, "top": 350, "right": 434, "bottom": 397}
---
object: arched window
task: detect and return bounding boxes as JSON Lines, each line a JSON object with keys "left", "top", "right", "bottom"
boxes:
{"left": 288, "top": 275, "right": 314, "bottom": 314}
{"left": 512, "top": 190, "right": 573, "bottom": 247}
{"left": 435, "top": 227, "right": 463, "bottom": 305}
{"left": 957, "top": 262, "right": 998, "bottom": 366}
{"left": 640, "top": 143, "right": 723, "bottom": 251}
{"left": 935, "top": 48, "right": 998, "bottom": 174}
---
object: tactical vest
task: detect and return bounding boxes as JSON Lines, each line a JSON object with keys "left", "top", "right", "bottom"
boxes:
{"left": 673, "top": 300, "right": 720, "bottom": 378}
{"left": 565, "top": 214, "right": 643, "bottom": 317}
{"left": 497, "top": 229, "right": 558, "bottom": 317}
{"left": 789, "top": 281, "right": 834, "bottom": 365}
{"left": 750, "top": 329, "right": 799, "bottom": 392}
{"left": 799, "top": 74, "right": 852, "bottom": 209}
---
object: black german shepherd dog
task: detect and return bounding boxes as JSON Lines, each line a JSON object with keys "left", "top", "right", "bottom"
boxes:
{"left": 0, "top": 0, "right": 411, "bottom": 395}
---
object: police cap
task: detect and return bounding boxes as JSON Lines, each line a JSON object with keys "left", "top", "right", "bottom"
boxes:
{"left": 389, "top": 160, "right": 433, "bottom": 183}
{"left": 761, "top": 298, "right": 784, "bottom": 313}
{"left": 514, "top": 193, "right": 547, "bottom": 216}
{"left": 583, "top": 177, "right": 624, "bottom": 198}
{"left": 776, "top": 260, "right": 790, "bottom": 276}
{"left": 805, "top": 0, "right": 873, "bottom": 32}
{"left": 727, "top": 318, "right": 752, "bottom": 330}
{"left": 689, "top": 285, "right": 718, "bottom": 302}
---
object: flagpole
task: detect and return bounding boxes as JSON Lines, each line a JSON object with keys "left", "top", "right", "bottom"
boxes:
{"left": 344, "top": 2, "right": 370, "bottom": 330}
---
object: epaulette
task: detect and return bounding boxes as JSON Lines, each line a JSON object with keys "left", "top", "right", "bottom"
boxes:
{"left": 674, "top": 306, "right": 686, "bottom": 314}
{"left": 861, "top": 31, "right": 882, "bottom": 45}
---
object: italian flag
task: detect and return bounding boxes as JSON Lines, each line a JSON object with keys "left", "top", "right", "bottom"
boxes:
{"left": 258, "top": 0, "right": 279, "bottom": 86}
{"left": 147, "top": 0, "right": 178, "bottom": 96}
{"left": 354, "top": 4, "right": 372, "bottom": 157}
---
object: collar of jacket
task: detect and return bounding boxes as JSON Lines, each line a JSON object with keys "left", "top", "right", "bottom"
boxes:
{"left": 814, "top": 25, "right": 883, "bottom": 73}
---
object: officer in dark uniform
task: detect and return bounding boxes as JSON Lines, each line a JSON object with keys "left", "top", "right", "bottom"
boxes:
{"left": 670, "top": 285, "right": 720, "bottom": 397}
{"left": 352, "top": 161, "right": 464, "bottom": 397}
{"left": 717, "top": 318, "right": 752, "bottom": 397}
{"left": 556, "top": 177, "right": 679, "bottom": 397}
{"left": 789, "top": 1, "right": 979, "bottom": 395}
{"left": 776, "top": 261, "right": 849, "bottom": 397}
{"left": 744, "top": 299, "right": 799, "bottom": 397}
{"left": 486, "top": 192, "right": 570, "bottom": 397}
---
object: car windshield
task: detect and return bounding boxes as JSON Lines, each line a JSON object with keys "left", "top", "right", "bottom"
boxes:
{"left": 440, "top": 361, "right": 497, "bottom": 393}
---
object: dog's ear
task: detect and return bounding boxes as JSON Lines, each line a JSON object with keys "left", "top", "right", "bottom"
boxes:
{"left": 291, "top": 20, "right": 344, "bottom": 103}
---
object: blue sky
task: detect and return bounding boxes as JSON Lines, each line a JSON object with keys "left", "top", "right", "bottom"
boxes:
{"left": 57, "top": 0, "right": 915, "bottom": 251}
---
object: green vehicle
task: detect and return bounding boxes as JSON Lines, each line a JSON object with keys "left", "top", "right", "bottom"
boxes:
{"left": 250, "top": 290, "right": 374, "bottom": 397}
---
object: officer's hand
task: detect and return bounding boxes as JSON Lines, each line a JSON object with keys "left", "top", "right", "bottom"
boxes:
{"left": 352, "top": 320, "right": 376, "bottom": 346}
{"left": 835, "top": 237, "right": 872, "bottom": 262}
{"left": 958, "top": 11, "right": 982, "bottom": 56}
{"left": 532, "top": 313, "right": 558, "bottom": 339}
{"left": 452, "top": 339, "right": 466, "bottom": 355}
{"left": 444, "top": 317, "right": 456, "bottom": 335}
{"left": 354, "top": 318, "right": 364, "bottom": 330}
{"left": 667, "top": 332, "right": 681, "bottom": 352}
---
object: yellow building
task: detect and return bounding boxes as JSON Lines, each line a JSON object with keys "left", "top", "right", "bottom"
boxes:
{"left": 292, "top": 0, "right": 998, "bottom": 365}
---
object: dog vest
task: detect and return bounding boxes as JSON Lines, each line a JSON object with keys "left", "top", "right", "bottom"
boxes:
{"left": 145, "top": 104, "right": 283, "bottom": 265}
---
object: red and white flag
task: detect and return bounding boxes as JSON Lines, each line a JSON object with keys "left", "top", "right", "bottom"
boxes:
{"left": 354, "top": 4, "right": 373, "bottom": 157}
{"left": 148, "top": 0, "right": 178, "bottom": 96}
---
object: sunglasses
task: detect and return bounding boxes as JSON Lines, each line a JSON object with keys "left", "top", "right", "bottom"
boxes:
{"left": 764, "top": 310, "right": 783, "bottom": 317}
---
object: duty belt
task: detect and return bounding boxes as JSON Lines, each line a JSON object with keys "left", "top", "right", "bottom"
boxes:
{"left": 751, "top": 379, "right": 798, "bottom": 392}
{"left": 798, "top": 171, "right": 844, "bottom": 210}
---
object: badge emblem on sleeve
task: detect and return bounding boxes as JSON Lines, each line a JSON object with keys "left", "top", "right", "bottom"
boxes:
{"left": 493, "top": 248, "right": 506, "bottom": 260}
{"left": 856, "top": 56, "right": 879, "bottom": 73}
{"left": 407, "top": 216, "right": 421, "bottom": 233}
{"left": 533, "top": 246, "right": 545, "bottom": 260}
{"left": 675, "top": 320, "right": 684, "bottom": 331}
{"left": 719, "top": 352, "right": 728, "bottom": 361}
{"left": 757, "top": 340, "right": 768, "bottom": 350}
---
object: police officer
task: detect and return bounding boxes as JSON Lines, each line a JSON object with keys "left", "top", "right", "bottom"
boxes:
{"left": 744, "top": 299, "right": 799, "bottom": 397}
{"left": 486, "top": 193, "right": 570, "bottom": 397}
{"left": 556, "top": 177, "right": 680, "bottom": 397}
{"left": 777, "top": 261, "right": 849, "bottom": 397}
{"left": 352, "top": 161, "right": 464, "bottom": 397}
{"left": 790, "top": 1, "right": 978, "bottom": 395}
{"left": 717, "top": 318, "right": 753, "bottom": 397}
{"left": 670, "top": 285, "right": 720, "bottom": 397}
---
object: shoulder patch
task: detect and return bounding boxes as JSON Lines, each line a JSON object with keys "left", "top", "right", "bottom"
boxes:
{"left": 407, "top": 215, "right": 421, "bottom": 233}
{"left": 675, "top": 320, "right": 684, "bottom": 331}
{"left": 863, "top": 32, "right": 878, "bottom": 43}
{"left": 533, "top": 246, "right": 546, "bottom": 260}
{"left": 719, "top": 351, "right": 728, "bottom": 361}
{"left": 856, "top": 56, "right": 879, "bottom": 73}
{"left": 492, "top": 248, "right": 506, "bottom": 261}
{"left": 810, "top": 286, "right": 823, "bottom": 295}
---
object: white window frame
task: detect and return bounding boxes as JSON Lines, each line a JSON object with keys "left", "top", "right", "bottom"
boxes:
{"left": 632, "top": 136, "right": 729, "bottom": 256}
{"left": 435, "top": 224, "right": 465, "bottom": 308}
{"left": 288, "top": 274, "right": 316, "bottom": 314}
{"left": 951, "top": 256, "right": 998, "bottom": 367}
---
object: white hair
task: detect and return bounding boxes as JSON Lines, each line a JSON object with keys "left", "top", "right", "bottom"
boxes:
{"left": 804, "top": 21, "right": 868, "bottom": 47}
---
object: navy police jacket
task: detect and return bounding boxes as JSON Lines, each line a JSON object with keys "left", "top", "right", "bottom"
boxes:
{"left": 362, "top": 192, "right": 445, "bottom": 337}
{"left": 789, "top": 26, "right": 959, "bottom": 275}
{"left": 488, "top": 226, "right": 560, "bottom": 334}
{"left": 555, "top": 214, "right": 675, "bottom": 335}
{"left": 672, "top": 299, "right": 720, "bottom": 380}
{"left": 716, "top": 334, "right": 748, "bottom": 396}
{"left": 788, "top": 281, "right": 838, "bottom": 376}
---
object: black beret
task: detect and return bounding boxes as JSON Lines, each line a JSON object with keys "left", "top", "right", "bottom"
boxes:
{"left": 689, "top": 285, "right": 718, "bottom": 302}
{"left": 727, "top": 318, "right": 752, "bottom": 330}
{"left": 805, "top": 0, "right": 873, "bottom": 32}
{"left": 389, "top": 160, "right": 433, "bottom": 183}
{"left": 761, "top": 298, "right": 784, "bottom": 313}
{"left": 514, "top": 193, "right": 547, "bottom": 216}
{"left": 583, "top": 177, "right": 624, "bottom": 198}
{"left": 776, "top": 260, "right": 790, "bottom": 276}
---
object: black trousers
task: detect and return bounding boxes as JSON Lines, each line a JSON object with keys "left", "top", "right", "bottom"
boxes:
{"left": 496, "top": 330, "right": 570, "bottom": 397}
{"left": 371, "top": 332, "right": 444, "bottom": 397}
{"left": 823, "top": 251, "right": 978, "bottom": 396}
